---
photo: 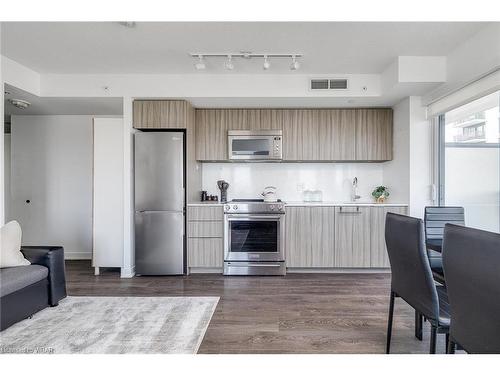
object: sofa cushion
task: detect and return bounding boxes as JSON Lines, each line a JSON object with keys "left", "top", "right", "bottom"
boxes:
{"left": 1, "top": 220, "right": 30, "bottom": 268}
{"left": 0, "top": 265, "right": 48, "bottom": 297}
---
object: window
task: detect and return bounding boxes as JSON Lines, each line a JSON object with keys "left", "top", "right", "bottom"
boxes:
{"left": 438, "top": 91, "right": 500, "bottom": 233}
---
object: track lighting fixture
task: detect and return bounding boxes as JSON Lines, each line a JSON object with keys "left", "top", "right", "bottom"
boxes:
{"left": 263, "top": 55, "right": 271, "bottom": 70}
{"left": 190, "top": 52, "right": 302, "bottom": 71}
{"left": 224, "top": 55, "right": 234, "bottom": 70}
{"left": 194, "top": 55, "right": 206, "bottom": 70}
{"left": 290, "top": 55, "right": 300, "bottom": 71}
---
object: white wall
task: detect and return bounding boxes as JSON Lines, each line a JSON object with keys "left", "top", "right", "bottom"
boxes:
{"left": 93, "top": 118, "right": 124, "bottom": 268}
{"left": 202, "top": 163, "right": 385, "bottom": 203}
{"left": 408, "top": 97, "right": 434, "bottom": 218}
{"left": 383, "top": 98, "right": 410, "bottom": 203}
{"left": 384, "top": 96, "right": 433, "bottom": 218}
{"left": 10, "top": 115, "right": 93, "bottom": 259}
{"left": 3, "top": 134, "right": 10, "bottom": 221}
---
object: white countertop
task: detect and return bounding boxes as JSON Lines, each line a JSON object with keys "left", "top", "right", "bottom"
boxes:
{"left": 188, "top": 202, "right": 223, "bottom": 206}
{"left": 284, "top": 201, "right": 408, "bottom": 207}
{"left": 188, "top": 201, "right": 408, "bottom": 207}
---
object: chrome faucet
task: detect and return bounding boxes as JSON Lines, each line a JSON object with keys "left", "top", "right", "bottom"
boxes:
{"left": 351, "top": 177, "right": 361, "bottom": 202}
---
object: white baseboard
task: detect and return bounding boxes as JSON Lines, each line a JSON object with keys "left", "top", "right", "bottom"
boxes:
{"left": 120, "top": 266, "right": 135, "bottom": 278}
{"left": 286, "top": 268, "right": 391, "bottom": 274}
{"left": 64, "top": 252, "right": 92, "bottom": 260}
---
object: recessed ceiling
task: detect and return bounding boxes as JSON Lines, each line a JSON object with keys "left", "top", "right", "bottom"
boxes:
{"left": 1, "top": 22, "right": 488, "bottom": 74}
{"left": 4, "top": 84, "right": 123, "bottom": 116}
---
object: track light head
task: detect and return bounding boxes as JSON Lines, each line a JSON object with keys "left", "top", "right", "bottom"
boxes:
{"left": 194, "top": 55, "right": 206, "bottom": 70}
{"left": 224, "top": 55, "right": 234, "bottom": 70}
{"left": 290, "top": 55, "right": 300, "bottom": 71}
{"left": 263, "top": 55, "right": 271, "bottom": 70}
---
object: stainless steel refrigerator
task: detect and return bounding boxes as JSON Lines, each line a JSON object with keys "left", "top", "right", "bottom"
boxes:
{"left": 134, "top": 132, "right": 185, "bottom": 275}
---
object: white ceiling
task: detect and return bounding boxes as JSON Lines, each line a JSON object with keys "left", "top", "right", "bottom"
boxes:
{"left": 4, "top": 84, "right": 123, "bottom": 116}
{"left": 1, "top": 22, "right": 488, "bottom": 74}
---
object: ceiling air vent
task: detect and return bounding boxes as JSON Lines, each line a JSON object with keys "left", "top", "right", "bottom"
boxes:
{"left": 310, "top": 79, "right": 329, "bottom": 90}
{"left": 310, "top": 78, "right": 348, "bottom": 90}
{"left": 329, "top": 79, "right": 348, "bottom": 89}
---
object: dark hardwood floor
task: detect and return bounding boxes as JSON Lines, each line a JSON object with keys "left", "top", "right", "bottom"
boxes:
{"left": 66, "top": 261, "right": 448, "bottom": 354}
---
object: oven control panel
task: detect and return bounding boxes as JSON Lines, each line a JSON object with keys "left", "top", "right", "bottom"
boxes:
{"left": 224, "top": 202, "right": 285, "bottom": 214}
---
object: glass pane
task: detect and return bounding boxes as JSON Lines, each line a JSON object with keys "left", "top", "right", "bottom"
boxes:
{"left": 231, "top": 139, "right": 270, "bottom": 156}
{"left": 443, "top": 91, "right": 500, "bottom": 233}
{"left": 230, "top": 221, "right": 278, "bottom": 252}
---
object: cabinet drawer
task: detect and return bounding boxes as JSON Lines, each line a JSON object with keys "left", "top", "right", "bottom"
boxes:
{"left": 188, "top": 238, "right": 224, "bottom": 268}
{"left": 187, "top": 206, "right": 223, "bottom": 221}
{"left": 187, "top": 221, "right": 223, "bottom": 238}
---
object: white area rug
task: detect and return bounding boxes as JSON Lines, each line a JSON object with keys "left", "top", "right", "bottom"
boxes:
{"left": 0, "top": 296, "right": 219, "bottom": 354}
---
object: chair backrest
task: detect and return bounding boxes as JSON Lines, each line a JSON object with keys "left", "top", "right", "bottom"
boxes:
{"left": 442, "top": 224, "right": 500, "bottom": 353}
{"left": 424, "top": 206, "right": 465, "bottom": 241}
{"left": 385, "top": 213, "right": 440, "bottom": 320}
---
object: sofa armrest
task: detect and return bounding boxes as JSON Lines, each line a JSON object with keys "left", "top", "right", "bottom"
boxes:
{"left": 21, "top": 246, "right": 67, "bottom": 306}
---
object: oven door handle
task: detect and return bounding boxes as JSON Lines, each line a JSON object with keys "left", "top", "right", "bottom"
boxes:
{"left": 225, "top": 215, "right": 283, "bottom": 220}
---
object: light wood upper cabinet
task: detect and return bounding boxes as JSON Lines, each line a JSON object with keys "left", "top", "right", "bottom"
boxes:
{"left": 283, "top": 109, "right": 320, "bottom": 161}
{"left": 369, "top": 206, "right": 408, "bottom": 267}
{"left": 194, "top": 107, "right": 392, "bottom": 162}
{"left": 355, "top": 108, "right": 393, "bottom": 161}
{"left": 285, "top": 206, "right": 335, "bottom": 268}
{"left": 259, "top": 109, "right": 284, "bottom": 130}
{"left": 133, "top": 100, "right": 188, "bottom": 129}
{"left": 195, "top": 109, "right": 284, "bottom": 161}
{"left": 283, "top": 109, "right": 357, "bottom": 161}
{"left": 318, "top": 109, "right": 356, "bottom": 160}
{"left": 195, "top": 109, "right": 228, "bottom": 161}
{"left": 334, "top": 206, "right": 371, "bottom": 267}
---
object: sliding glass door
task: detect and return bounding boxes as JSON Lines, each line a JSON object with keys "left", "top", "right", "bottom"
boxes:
{"left": 438, "top": 91, "right": 500, "bottom": 233}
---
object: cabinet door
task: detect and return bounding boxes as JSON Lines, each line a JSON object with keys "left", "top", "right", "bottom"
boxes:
{"left": 195, "top": 109, "right": 228, "bottom": 161}
{"left": 285, "top": 206, "right": 335, "bottom": 268}
{"left": 133, "top": 100, "right": 187, "bottom": 129}
{"left": 187, "top": 238, "right": 223, "bottom": 267}
{"left": 370, "top": 206, "right": 408, "bottom": 267}
{"left": 260, "top": 109, "right": 284, "bottom": 130}
{"left": 318, "top": 109, "right": 356, "bottom": 160}
{"left": 334, "top": 206, "right": 371, "bottom": 267}
{"left": 355, "top": 108, "right": 393, "bottom": 161}
{"left": 283, "top": 110, "right": 320, "bottom": 160}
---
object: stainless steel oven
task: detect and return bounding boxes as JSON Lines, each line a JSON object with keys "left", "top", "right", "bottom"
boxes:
{"left": 228, "top": 130, "right": 282, "bottom": 161}
{"left": 223, "top": 199, "right": 285, "bottom": 275}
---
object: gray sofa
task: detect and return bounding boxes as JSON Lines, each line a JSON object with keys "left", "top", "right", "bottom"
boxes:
{"left": 0, "top": 246, "right": 67, "bottom": 331}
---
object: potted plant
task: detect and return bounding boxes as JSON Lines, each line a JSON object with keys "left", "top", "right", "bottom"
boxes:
{"left": 372, "top": 186, "right": 390, "bottom": 203}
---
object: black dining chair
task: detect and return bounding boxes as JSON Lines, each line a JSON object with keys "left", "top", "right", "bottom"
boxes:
{"left": 385, "top": 213, "right": 450, "bottom": 354}
{"left": 424, "top": 206, "right": 465, "bottom": 285}
{"left": 442, "top": 224, "right": 500, "bottom": 354}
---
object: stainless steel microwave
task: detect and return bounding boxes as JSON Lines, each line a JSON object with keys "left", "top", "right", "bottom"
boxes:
{"left": 228, "top": 130, "right": 282, "bottom": 161}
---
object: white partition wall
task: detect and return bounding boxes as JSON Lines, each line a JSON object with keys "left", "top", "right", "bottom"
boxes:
{"left": 93, "top": 118, "right": 124, "bottom": 273}
{"left": 10, "top": 115, "right": 93, "bottom": 258}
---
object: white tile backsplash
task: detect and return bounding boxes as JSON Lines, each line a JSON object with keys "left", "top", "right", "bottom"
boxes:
{"left": 201, "top": 163, "right": 384, "bottom": 203}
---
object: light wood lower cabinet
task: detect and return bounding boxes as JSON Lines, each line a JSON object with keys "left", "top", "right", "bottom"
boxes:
{"left": 187, "top": 238, "right": 223, "bottom": 268}
{"left": 187, "top": 205, "right": 224, "bottom": 269}
{"left": 369, "top": 206, "right": 408, "bottom": 267}
{"left": 284, "top": 205, "right": 407, "bottom": 269}
{"left": 334, "top": 206, "right": 371, "bottom": 267}
{"left": 285, "top": 206, "right": 335, "bottom": 268}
